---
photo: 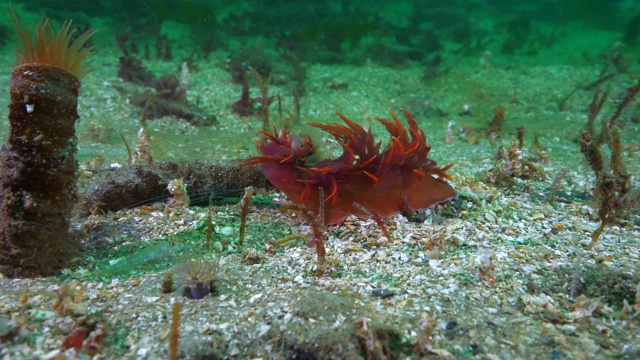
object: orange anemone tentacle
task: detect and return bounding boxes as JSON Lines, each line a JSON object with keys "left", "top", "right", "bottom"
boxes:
{"left": 388, "top": 109, "right": 404, "bottom": 131}
{"left": 340, "top": 125, "right": 360, "bottom": 147}
{"left": 245, "top": 154, "right": 285, "bottom": 164}
{"left": 400, "top": 108, "right": 413, "bottom": 121}
{"left": 391, "top": 136, "right": 404, "bottom": 153}
{"left": 431, "top": 163, "right": 456, "bottom": 179}
{"left": 295, "top": 166, "right": 319, "bottom": 177}
{"left": 413, "top": 169, "right": 426, "bottom": 178}
{"left": 311, "top": 167, "right": 334, "bottom": 175}
{"left": 440, "top": 162, "right": 456, "bottom": 172}
{"left": 441, "top": 163, "right": 456, "bottom": 171}
{"left": 258, "top": 129, "right": 279, "bottom": 143}
{"left": 363, "top": 171, "right": 379, "bottom": 185}
{"left": 339, "top": 141, "right": 356, "bottom": 163}
{"left": 325, "top": 178, "right": 339, "bottom": 205}
{"left": 357, "top": 154, "right": 377, "bottom": 168}
{"left": 299, "top": 184, "right": 311, "bottom": 204}
{"left": 404, "top": 136, "right": 421, "bottom": 155}
{"left": 280, "top": 154, "right": 295, "bottom": 163}
{"left": 335, "top": 111, "right": 368, "bottom": 139}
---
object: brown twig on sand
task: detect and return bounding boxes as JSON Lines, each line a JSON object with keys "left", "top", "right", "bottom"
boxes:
{"left": 170, "top": 302, "right": 181, "bottom": 360}
{"left": 579, "top": 80, "right": 640, "bottom": 249}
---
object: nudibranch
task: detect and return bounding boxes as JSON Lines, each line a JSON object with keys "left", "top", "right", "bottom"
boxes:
{"left": 245, "top": 109, "right": 456, "bottom": 225}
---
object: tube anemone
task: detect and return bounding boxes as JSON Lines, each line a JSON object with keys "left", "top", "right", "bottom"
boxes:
{"left": 0, "top": 5, "right": 97, "bottom": 277}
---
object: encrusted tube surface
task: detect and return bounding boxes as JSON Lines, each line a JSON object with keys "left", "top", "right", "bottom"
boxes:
{"left": 0, "top": 64, "right": 81, "bottom": 277}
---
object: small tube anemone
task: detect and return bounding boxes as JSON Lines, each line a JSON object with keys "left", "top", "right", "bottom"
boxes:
{"left": 180, "top": 258, "right": 220, "bottom": 300}
{"left": 8, "top": 4, "right": 98, "bottom": 79}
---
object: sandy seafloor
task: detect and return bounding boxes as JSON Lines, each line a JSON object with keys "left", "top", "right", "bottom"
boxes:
{"left": 0, "top": 16, "right": 639, "bottom": 360}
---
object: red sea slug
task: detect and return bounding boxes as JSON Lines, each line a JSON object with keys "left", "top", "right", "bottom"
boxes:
{"left": 246, "top": 109, "right": 456, "bottom": 224}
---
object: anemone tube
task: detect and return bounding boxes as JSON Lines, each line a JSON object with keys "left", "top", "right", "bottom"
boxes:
{"left": 0, "top": 6, "right": 96, "bottom": 277}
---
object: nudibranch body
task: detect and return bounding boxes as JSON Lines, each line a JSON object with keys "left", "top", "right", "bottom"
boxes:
{"left": 245, "top": 109, "right": 456, "bottom": 224}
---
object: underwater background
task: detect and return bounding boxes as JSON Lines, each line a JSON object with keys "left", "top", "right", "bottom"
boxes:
{"left": 0, "top": 0, "right": 638, "bottom": 165}
{"left": 0, "top": 0, "right": 639, "bottom": 359}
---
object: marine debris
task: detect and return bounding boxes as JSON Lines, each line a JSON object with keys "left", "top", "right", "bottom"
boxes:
{"left": 116, "top": 34, "right": 216, "bottom": 126}
{"left": 74, "top": 161, "right": 269, "bottom": 216}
